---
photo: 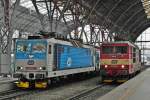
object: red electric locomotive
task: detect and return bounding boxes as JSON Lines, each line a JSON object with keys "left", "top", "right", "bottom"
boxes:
{"left": 100, "top": 41, "right": 141, "bottom": 82}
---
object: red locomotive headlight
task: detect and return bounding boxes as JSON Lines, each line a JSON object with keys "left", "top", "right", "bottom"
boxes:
{"left": 121, "top": 65, "right": 125, "bottom": 69}
{"left": 105, "top": 65, "right": 108, "bottom": 68}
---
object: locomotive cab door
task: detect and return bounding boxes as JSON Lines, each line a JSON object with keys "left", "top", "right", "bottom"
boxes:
{"left": 47, "top": 43, "right": 54, "bottom": 72}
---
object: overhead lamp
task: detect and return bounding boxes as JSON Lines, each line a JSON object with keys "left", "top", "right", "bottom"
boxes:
{"left": 141, "top": 0, "right": 150, "bottom": 18}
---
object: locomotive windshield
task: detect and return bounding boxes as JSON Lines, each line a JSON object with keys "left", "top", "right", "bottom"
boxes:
{"left": 102, "top": 46, "right": 113, "bottom": 54}
{"left": 17, "top": 44, "right": 28, "bottom": 52}
{"left": 16, "top": 40, "right": 47, "bottom": 59}
{"left": 102, "top": 46, "right": 127, "bottom": 54}
{"left": 16, "top": 42, "right": 30, "bottom": 52}
{"left": 32, "top": 43, "right": 46, "bottom": 53}
{"left": 116, "top": 46, "right": 127, "bottom": 53}
{"left": 16, "top": 41, "right": 46, "bottom": 53}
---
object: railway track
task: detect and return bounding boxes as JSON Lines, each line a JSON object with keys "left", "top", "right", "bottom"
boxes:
{"left": 67, "top": 83, "right": 107, "bottom": 100}
{"left": 0, "top": 84, "right": 107, "bottom": 100}
{"left": 0, "top": 89, "right": 43, "bottom": 100}
{"left": 0, "top": 75, "right": 100, "bottom": 100}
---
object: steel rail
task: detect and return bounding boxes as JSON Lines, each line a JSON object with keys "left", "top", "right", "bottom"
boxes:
{"left": 67, "top": 83, "right": 106, "bottom": 100}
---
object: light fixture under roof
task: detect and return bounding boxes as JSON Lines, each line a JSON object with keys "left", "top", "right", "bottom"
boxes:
{"left": 141, "top": 0, "right": 150, "bottom": 18}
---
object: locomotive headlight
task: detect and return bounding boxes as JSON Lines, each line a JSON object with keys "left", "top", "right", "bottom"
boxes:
{"left": 121, "top": 65, "right": 125, "bottom": 69}
{"left": 39, "top": 67, "right": 46, "bottom": 70}
{"left": 39, "top": 67, "right": 42, "bottom": 70}
{"left": 20, "top": 67, "right": 23, "bottom": 70}
{"left": 17, "top": 66, "right": 23, "bottom": 70}
{"left": 104, "top": 65, "right": 108, "bottom": 68}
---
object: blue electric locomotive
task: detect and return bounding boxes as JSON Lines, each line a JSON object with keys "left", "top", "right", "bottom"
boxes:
{"left": 14, "top": 38, "right": 100, "bottom": 88}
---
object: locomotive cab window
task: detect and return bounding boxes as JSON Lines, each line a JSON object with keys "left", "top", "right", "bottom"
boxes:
{"left": 16, "top": 43, "right": 29, "bottom": 52}
{"left": 32, "top": 43, "right": 46, "bottom": 53}
{"left": 102, "top": 46, "right": 113, "bottom": 54}
{"left": 116, "top": 46, "right": 127, "bottom": 54}
{"left": 102, "top": 46, "right": 127, "bottom": 54}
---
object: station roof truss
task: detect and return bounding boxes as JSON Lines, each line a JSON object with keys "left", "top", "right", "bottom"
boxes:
{"left": 0, "top": 0, "right": 150, "bottom": 53}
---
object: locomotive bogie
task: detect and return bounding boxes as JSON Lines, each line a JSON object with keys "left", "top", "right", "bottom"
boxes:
{"left": 15, "top": 81, "right": 30, "bottom": 88}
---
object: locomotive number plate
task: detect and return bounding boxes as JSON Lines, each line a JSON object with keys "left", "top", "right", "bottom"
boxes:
{"left": 111, "top": 60, "right": 117, "bottom": 64}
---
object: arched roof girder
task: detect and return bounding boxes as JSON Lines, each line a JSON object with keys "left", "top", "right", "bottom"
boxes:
{"left": 110, "top": 0, "right": 141, "bottom": 31}
{"left": 121, "top": 9, "right": 143, "bottom": 30}
{"left": 132, "top": 23, "right": 150, "bottom": 41}
{"left": 128, "top": 15, "right": 146, "bottom": 32}
{"left": 131, "top": 20, "right": 150, "bottom": 34}
{"left": 100, "top": 0, "right": 124, "bottom": 26}
{"left": 120, "top": 6, "right": 145, "bottom": 32}
{"left": 125, "top": 13, "right": 146, "bottom": 33}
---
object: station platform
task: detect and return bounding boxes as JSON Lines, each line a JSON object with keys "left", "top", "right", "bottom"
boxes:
{"left": 98, "top": 68, "right": 150, "bottom": 100}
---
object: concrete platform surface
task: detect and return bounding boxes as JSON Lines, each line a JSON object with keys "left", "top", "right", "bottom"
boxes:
{"left": 98, "top": 68, "right": 150, "bottom": 100}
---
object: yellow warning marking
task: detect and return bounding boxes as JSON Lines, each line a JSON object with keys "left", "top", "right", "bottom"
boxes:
{"left": 103, "top": 80, "right": 113, "bottom": 82}
{"left": 35, "top": 82, "right": 47, "bottom": 88}
{"left": 16, "top": 81, "right": 29, "bottom": 88}
{"left": 101, "top": 59, "right": 132, "bottom": 65}
{"left": 117, "top": 80, "right": 127, "bottom": 83}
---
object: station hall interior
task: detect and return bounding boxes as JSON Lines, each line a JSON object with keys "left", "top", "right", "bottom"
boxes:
{"left": 1, "top": 0, "right": 150, "bottom": 100}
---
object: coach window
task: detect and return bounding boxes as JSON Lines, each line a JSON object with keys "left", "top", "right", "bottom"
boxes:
{"left": 48, "top": 45, "right": 51, "bottom": 54}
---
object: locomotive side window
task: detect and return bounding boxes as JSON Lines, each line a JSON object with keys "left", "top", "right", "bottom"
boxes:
{"left": 48, "top": 45, "right": 51, "bottom": 54}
